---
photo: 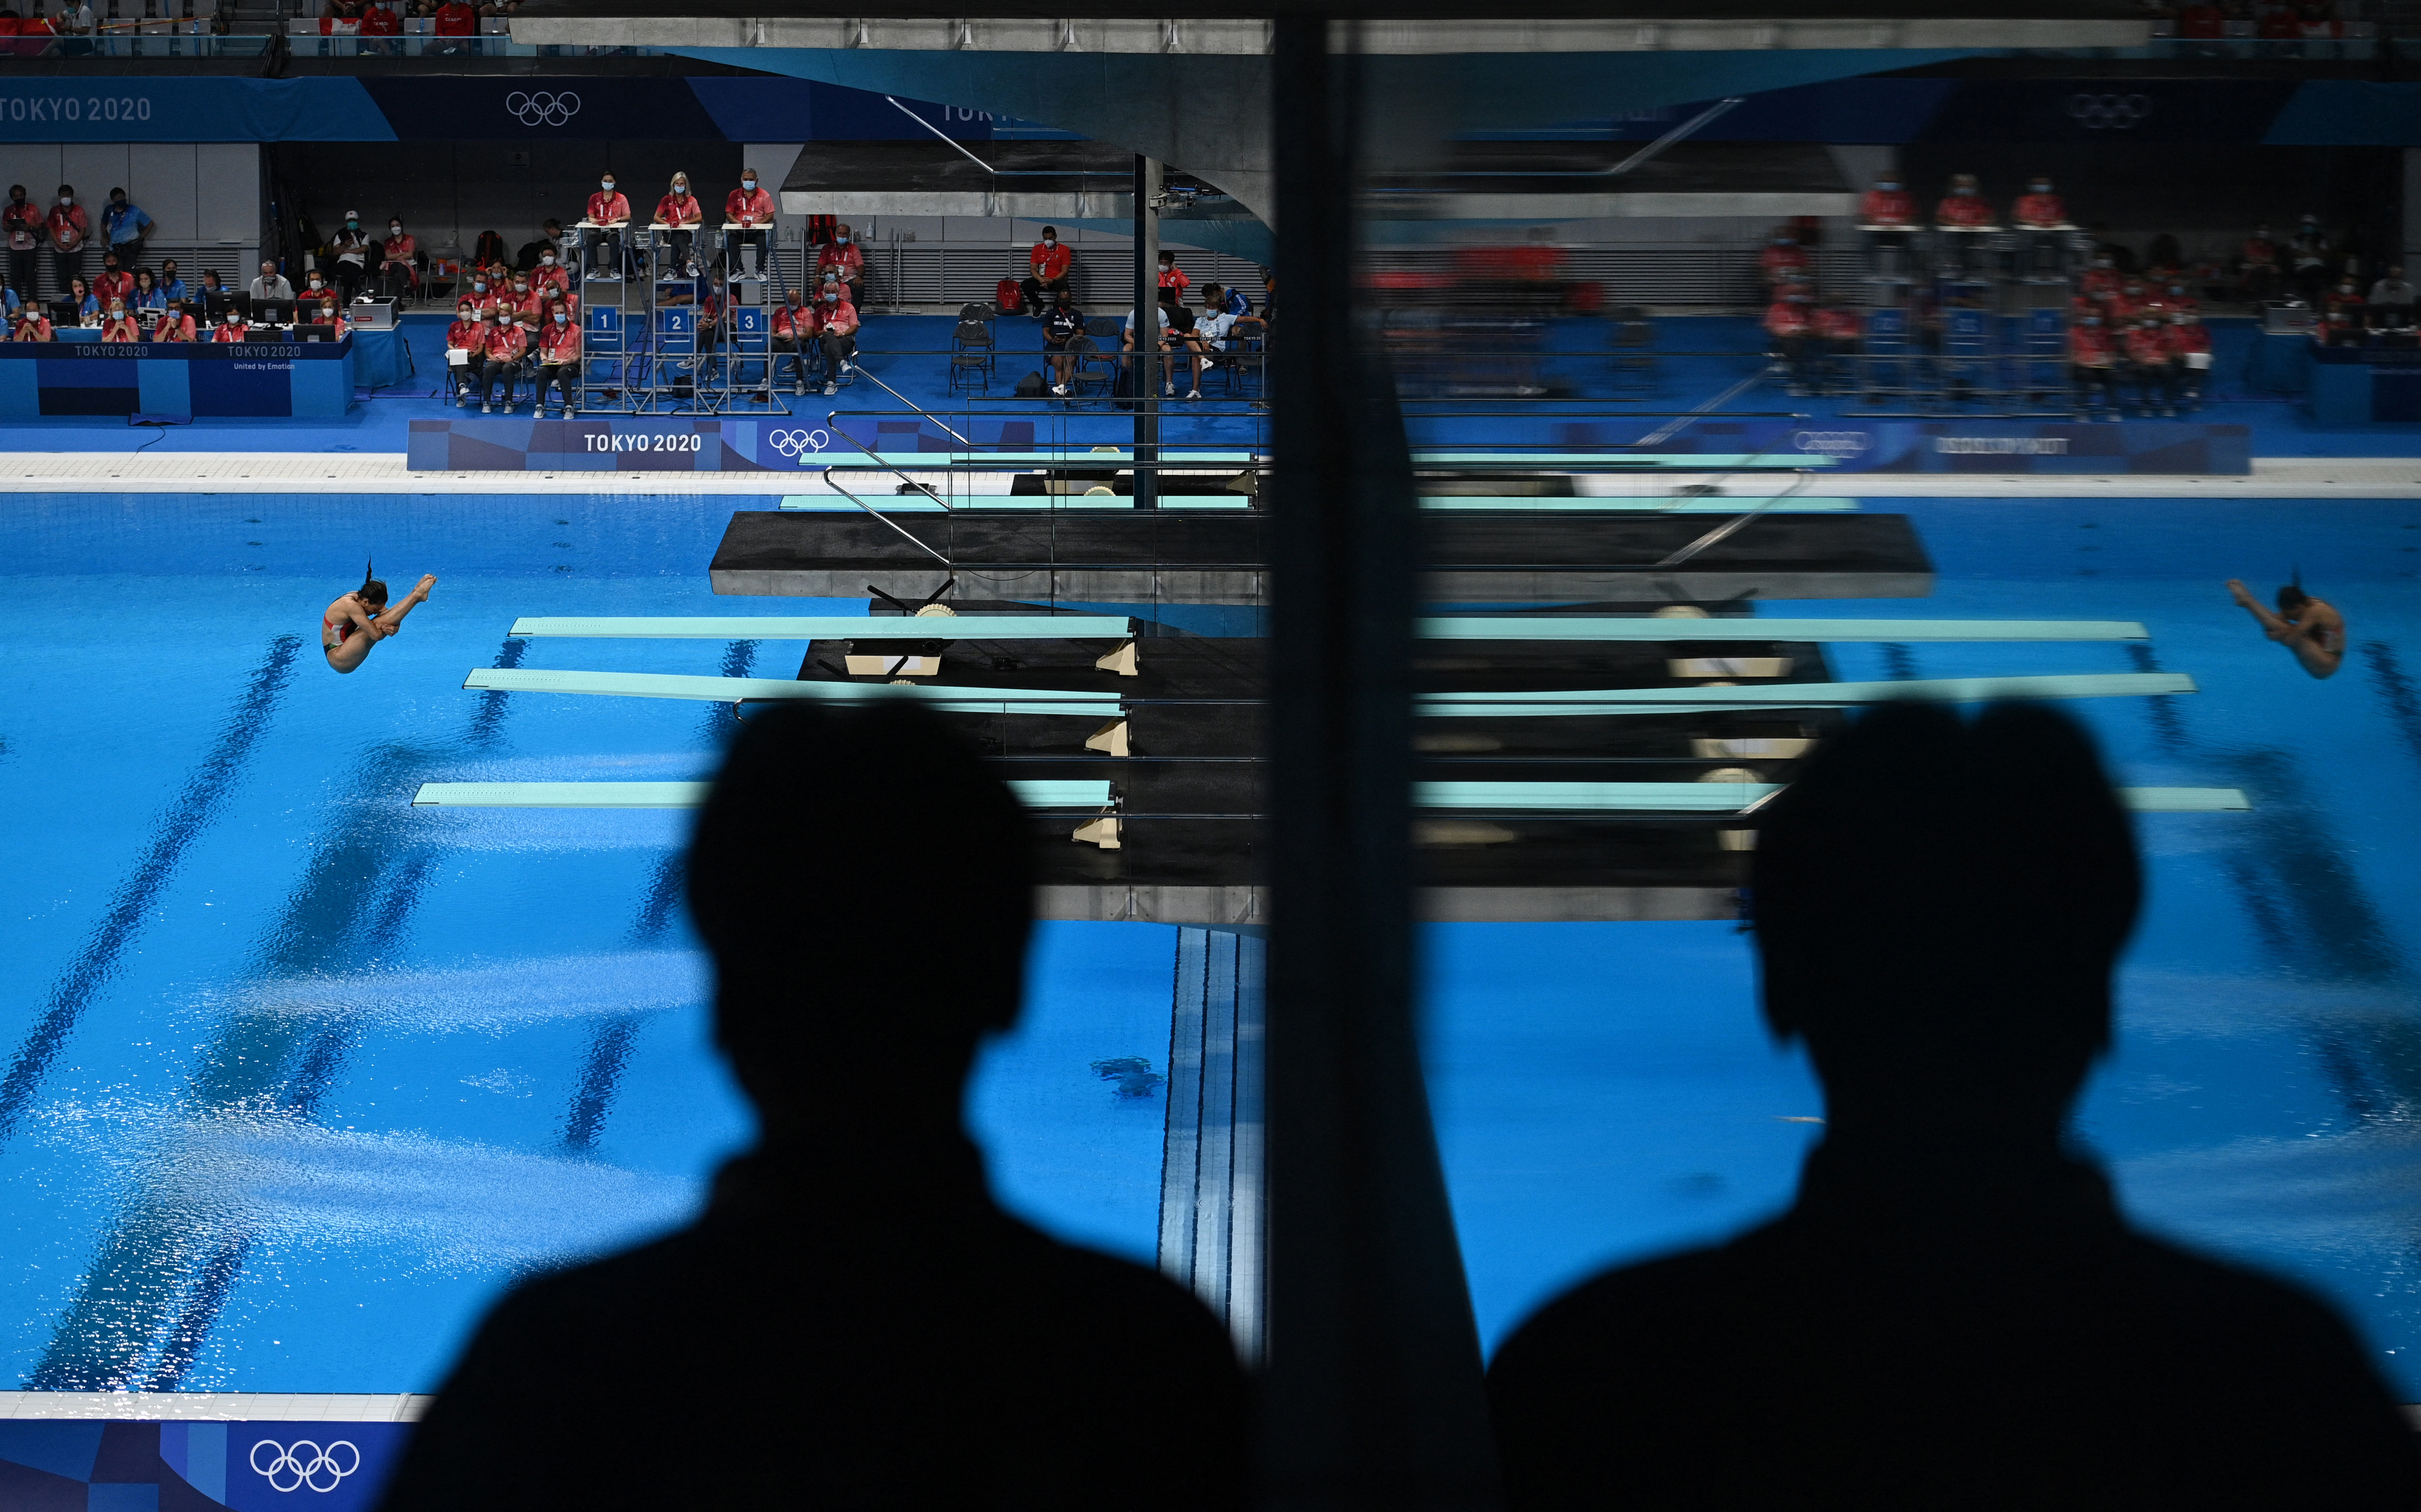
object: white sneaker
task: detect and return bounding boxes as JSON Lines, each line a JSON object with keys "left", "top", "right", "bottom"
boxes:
{"left": 1186, "top": 389, "right": 1201, "bottom": 400}
{"left": 481, "top": 401, "right": 492, "bottom": 413}
{"left": 823, "top": 380, "right": 837, "bottom": 395}
{"left": 793, "top": 381, "right": 806, "bottom": 397}
{"left": 839, "top": 360, "right": 853, "bottom": 374}
{"left": 1163, "top": 383, "right": 1175, "bottom": 396}
{"left": 1051, "top": 382, "right": 1068, "bottom": 396}
{"left": 455, "top": 395, "right": 468, "bottom": 407}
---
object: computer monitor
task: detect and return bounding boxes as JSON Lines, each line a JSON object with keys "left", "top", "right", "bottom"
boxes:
{"left": 203, "top": 291, "right": 237, "bottom": 321}
{"left": 250, "top": 299, "right": 292, "bottom": 326}
{"left": 291, "top": 323, "right": 337, "bottom": 343}
{"left": 47, "top": 300, "right": 76, "bottom": 326}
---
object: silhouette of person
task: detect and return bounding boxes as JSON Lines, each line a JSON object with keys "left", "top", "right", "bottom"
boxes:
{"left": 1487, "top": 701, "right": 2421, "bottom": 1509}
{"left": 380, "top": 701, "right": 1249, "bottom": 1511}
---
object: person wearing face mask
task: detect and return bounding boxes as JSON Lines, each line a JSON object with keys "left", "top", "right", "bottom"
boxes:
{"left": 584, "top": 174, "right": 632, "bottom": 280}
{"left": 328, "top": 210, "right": 373, "bottom": 301}
{"left": 534, "top": 299, "right": 581, "bottom": 416}
{"left": 150, "top": 297, "right": 198, "bottom": 344}
{"left": 92, "top": 250, "right": 132, "bottom": 311}
{"left": 532, "top": 245, "right": 570, "bottom": 299}
{"left": 4, "top": 185, "right": 42, "bottom": 305}
{"left": 1857, "top": 174, "right": 1914, "bottom": 229}
{"left": 653, "top": 174, "right": 704, "bottom": 275}
{"left": 816, "top": 283, "right": 857, "bottom": 396}
{"left": 1023, "top": 225, "right": 1072, "bottom": 320}
{"left": 2121, "top": 315, "right": 2176, "bottom": 417}
{"left": 516, "top": 218, "right": 565, "bottom": 273}
{"left": 378, "top": 215, "right": 417, "bottom": 301}
{"left": 211, "top": 305, "right": 249, "bottom": 343}
{"left": 316, "top": 295, "right": 351, "bottom": 336}
{"left": 724, "top": 169, "right": 775, "bottom": 275}
{"left": 45, "top": 184, "right": 86, "bottom": 300}
{"left": 249, "top": 260, "right": 294, "bottom": 310}
{"left": 464, "top": 271, "right": 504, "bottom": 320}
{"left": 2012, "top": 176, "right": 2067, "bottom": 229}
{"left": 430, "top": 0, "right": 475, "bottom": 36}
{"left": 505, "top": 271, "right": 541, "bottom": 322}
{"left": 817, "top": 222, "right": 863, "bottom": 303}
{"left": 301, "top": 268, "right": 332, "bottom": 312}
{"left": 2366, "top": 264, "right": 2415, "bottom": 330}
{"left": 2239, "top": 223, "right": 2281, "bottom": 303}
{"left": 157, "top": 258, "right": 188, "bottom": 306}
{"left": 480, "top": 307, "right": 532, "bottom": 413}
{"left": 2078, "top": 253, "right": 2121, "bottom": 305}
{"left": 130, "top": 268, "right": 163, "bottom": 316}
{"left": 100, "top": 299, "right": 138, "bottom": 343}
{"left": 2068, "top": 309, "right": 2116, "bottom": 418}
{"left": 13, "top": 304, "right": 52, "bottom": 342}
{"left": 102, "top": 186, "right": 151, "bottom": 267}
{"left": 769, "top": 287, "right": 822, "bottom": 397}
{"left": 2321, "top": 276, "right": 2366, "bottom": 346}
{"left": 448, "top": 303, "right": 490, "bottom": 404}
{"left": 1757, "top": 232, "right": 1809, "bottom": 288}
{"left": 1934, "top": 173, "right": 1996, "bottom": 229}
{"left": 2287, "top": 215, "right": 2332, "bottom": 304}
{"left": 1155, "top": 250, "right": 1189, "bottom": 309}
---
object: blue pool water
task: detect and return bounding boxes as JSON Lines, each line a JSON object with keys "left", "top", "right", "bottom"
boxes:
{"left": 1, "top": 491, "right": 2418, "bottom": 1398}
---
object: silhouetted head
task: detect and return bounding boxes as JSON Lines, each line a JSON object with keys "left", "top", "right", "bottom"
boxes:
{"left": 2277, "top": 584, "right": 2311, "bottom": 615}
{"left": 1751, "top": 702, "right": 2139, "bottom": 1130}
{"left": 687, "top": 700, "right": 1034, "bottom": 1134}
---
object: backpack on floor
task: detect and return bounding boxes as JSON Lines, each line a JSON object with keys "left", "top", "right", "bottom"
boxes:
{"left": 1013, "top": 370, "right": 1045, "bottom": 398}
{"left": 995, "top": 277, "right": 1023, "bottom": 315}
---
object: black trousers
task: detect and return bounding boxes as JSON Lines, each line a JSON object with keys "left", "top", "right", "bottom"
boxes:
{"left": 725, "top": 229, "right": 767, "bottom": 274}
{"left": 49, "top": 246, "right": 80, "bottom": 298}
{"left": 535, "top": 359, "right": 579, "bottom": 408}
{"left": 481, "top": 357, "right": 524, "bottom": 404}
{"left": 1021, "top": 275, "right": 1068, "bottom": 314}
{"left": 2070, "top": 363, "right": 2112, "bottom": 407}
{"left": 450, "top": 355, "right": 486, "bottom": 398}
{"left": 7, "top": 249, "right": 36, "bottom": 302}
{"left": 771, "top": 335, "right": 819, "bottom": 386}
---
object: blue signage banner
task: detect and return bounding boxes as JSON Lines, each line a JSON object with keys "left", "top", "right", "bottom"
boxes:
{"left": 0, "top": 337, "right": 356, "bottom": 418}
{"left": 0, "top": 76, "right": 392, "bottom": 141}
{"left": 0, "top": 1418, "right": 412, "bottom": 1511}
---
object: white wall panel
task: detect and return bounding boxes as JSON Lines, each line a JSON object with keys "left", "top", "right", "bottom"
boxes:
{"left": 0, "top": 148, "right": 63, "bottom": 203}
{"left": 58, "top": 144, "right": 128, "bottom": 208}
{"left": 194, "top": 143, "right": 258, "bottom": 243}
{"left": 127, "top": 143, "right": 197, "bottom": 241}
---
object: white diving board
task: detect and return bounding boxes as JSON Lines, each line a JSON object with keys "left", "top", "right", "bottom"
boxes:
{"left": 1419, "top": 618, "right": 2149, "bottom": 643}
{"left": 507, "top": 615, "right": 1134, "bottom": 640}
{"left": 413, "top": 780, "right": 1113, "bottom": 810}
{"left": 777, "top": 496, "right": 1853, "bottom": 514}
{"left": 1417, "top": 782, "right": 2248, "bottom": 813}
{"left": 1417, "top": 672, "right": 2196, "bottom": 717}
{"left": 462, "top": 668, "right": 1121, "bottom": 717}
{"left": 1411, "top": 452, "right": 1832, "bottom": 470}
{"left": 780, "top": 496, "right": 1255, "bottom": 511}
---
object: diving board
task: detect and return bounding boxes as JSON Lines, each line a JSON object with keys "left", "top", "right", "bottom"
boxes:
{"left": 1416, "top": 782, "right": 2248, "bottom": 813}
{"left": 776, "top": 496, "right": 1855, "bottom": 514}
{"left": 1417, "top": 672, "right": 2196, "bottom": 716}
{"left": 506, "top": 616, "right": 1134, "bottom": 641}
{"left": 461, "top": 668, "right": 1121, "bottom": 716}
{"left": 412, "top": 780, "right": 1114, "bottom": 810}
{"left": 1418, "top": 618, "right": 2149, "bottom": 643}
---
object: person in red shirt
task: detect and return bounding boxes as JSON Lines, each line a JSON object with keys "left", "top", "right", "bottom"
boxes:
{"left": 1757, "top": 233, "right": 1810, "bottom": 288}
{"left": 2105, "top": 277, "right": 2148, "bottom": 323}
{"left": 12, "top": 305, "right": 51, "bottom": 342}
{"left": 531, "top": 247, "right": 569, "bottom": 298}
{"left": 92, "top": 250, "right": 132, "bottom": 309}
{"left": 430, "top": 0, "right": 475, "bottom": 34}
{"left": 817, "top": 223, "right": 864, "bottom": 304}
{"left": 313, "top": 295, "right": 352, "bottom": 336}
{"left": 1858, "top": 175, "right": 1914, "bottom": 227}
{"left": 583, "top": 170, "right": 631, "bottom": 280}
{"left": 2177, "top": 0, "right": 2225, "bottom": 37}
{"left": 2240, "top": 224, "right": 2280, "bottom": 301}
{"left": 503, "top": 270, "right": 542, "bottom": 320}
{"left": 447, "top": 301, "right": 490, "bottom": 403}
{"left": 769, "top": 287, "right": 820, "bottom": 395}
{"left": 377, "top": 214, "right": 416, "bottom": 299}
{"left": 1934, "top": 173, "right": 1996, "bottom": 228}
{"left": 479, "top": 309, "right": 531, "bottom": 411}
{"left": 4, "top": 185, "right": 44, "bottom": 306}
{"left": 46, "top": 184, "right": 87, "bottom": 299}
{"left": 1022, "top": 225, "right": 1072, "bottom": 319}
{"left": 149, "top": 299, "right": 198, "bottom": 343}
{"left": 2078, "top": 254, "right": 2122, "bottom": 304}
{"left": 1764, "top": 288, "right": 1815, "bottom": 394}
{"left": 211, "top": 306, "right": 250, "bottom": 342}
{"left": 1812, "top": 303, "right": 1861, "bottom": 395}
{"left": 814, "top": 284, "right": 857, "bottom": 395}
{"left": 534, "top": 301, "right": 581, "bottom": 415}
{"left": 2121, "top": 316, "right": 2176, "bottom": 415}
{"left": 463, "top": 270, "right": 507, "bottom": 318}
{"left": 1155, "top": 250, "right": 1189, "bottom": 310}
{"left": 652, "top": 172, "right": 704, "bottom": 275}
{"left": 723, "top": 167, "right": 775, "bottom": 275}
{"left": 2165, "top": 309, "right": 2212, "bottom": 408}
{"left": 2011, "top": 177, "right": 2067, "bottom": 229}
{"left": 2068, "top": 310, "right": 2115, "bottom": 416}
{"left": 99, "top": 300, "right": 139, "bottom": 342}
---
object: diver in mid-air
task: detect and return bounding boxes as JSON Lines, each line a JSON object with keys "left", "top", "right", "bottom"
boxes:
{"left": 2227, "top": 577, "right": 2343, "bottom": 680}
{"left": 322, "top": 561, "right": 437, "bottom": 674}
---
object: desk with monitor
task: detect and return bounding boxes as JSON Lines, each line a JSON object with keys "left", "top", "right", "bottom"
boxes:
{"left": 0, "top": 326, "right": 355, "bottom": 416}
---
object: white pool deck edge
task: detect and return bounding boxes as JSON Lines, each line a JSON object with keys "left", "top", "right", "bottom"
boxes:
{"left": 0, "top": 1390, "right": 433, "bottom": 1421}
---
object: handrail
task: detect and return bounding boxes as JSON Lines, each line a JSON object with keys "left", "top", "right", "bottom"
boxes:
{"left": 848, "top": 366, "right": 975, "bottom": 446}
{"left": 821, "top": 411, "right": 958, "bottom": 510}
{"left": 821, "top": 470, "right": 954, "bottom": 567}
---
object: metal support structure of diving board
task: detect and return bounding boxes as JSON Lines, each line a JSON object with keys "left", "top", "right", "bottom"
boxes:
{"left": 412, "top": 780, "right": 1115, "bottom": 809}
{"left": 506, "top": 616, "right": 2145, "bottom": 644}
{"left": 460, "top": 668, "right": 1122, "bottom": 716}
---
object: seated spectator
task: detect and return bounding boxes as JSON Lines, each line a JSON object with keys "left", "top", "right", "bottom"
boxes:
{"left": 195, "top": 268, "right": 226, "bottom": 308}
{"left": 653, "top": 174, "right": 704, "bottom": 273}
{"left": 92, "top": 249, "right": 131, "bottom": 308}
{"left": 359, "top": 0, "right": 399, "bottom": 36}
{"left": 1757, "top": 231, "right": 1810, "bottom": 288}
{"left": 2287, "top": 213, "right": 2332, "bottom": 302}
{"left": 2240, "top": 222, "right": 2281, "bottom": 301}
{"left": 769, "top": 287, "right": 820, "bottom": 396}
{"left": 816, "top": 283, "right": 858, "bottom": 396}
{"left": 531, "top": 245, "right": 569, "bottom": 299}
{"left": 378, "top": 700, "right": 1249, "bottom": 1512}
{"left": 505, "top": 269, "right": 540, "bottom": 320}
{"left": 328, "top": 211, "right": 373, "bottom": 299}
{"left": 724, "top": 170, "right": 775, "bottom": 274}
{"left": 150, "top": 298, "right": 197, "bottom": 343}
{"left": 2167, "top": 309, "right": 2212, "bottom": 405}
{"left": 818, "top": 222, "right": 864, "bottom": 303}
{"left": 1193, "top": 285, "right": 1241, "bottom": 352}
{"left": 1934, "top": 172, "right": 1996, "bottom": 228}
{"left": 2011, "top": 175, "right": 2066, "bottom": 228}
{"left": 534, "top": 298, "right": 579, "bottom": 415}
{"left": 2068, "top": 307, "right": 2117, "bottom": 416}
{"left": 1156, "top": 249, "right": 1189, "bottom": 309}
{"left": 1811, "top": 301, "right": 1860, "bottom": 392}
{"left": 2122, "top": 314, "right": 2177, "bottom": 416}
{"left": 2177, "top": 0, "right": 2225, "bottom": 36}
{"left": 65, "top": 275, "right": 95, "bottom": 324}
{"left": 583, "top": 173, "right": 631, "bottom": 280}
{"left": 429, "top": 0, "right": 475, "bottom": 34}
{"left": 12, "top": 303, "right": 50, "bottom": 341}
{"left": 379, "top": 215, "right": 416, "bottom": 300}
{"left": 99, "top": 297, "right": 137, "bottom": 342}
{"left": 2319, "top": 286, "right": 2366, "bottom": 347}
{"left": 1204, "top": 280, "right": 1251, "bottom": 321}
{"left": 1022, "top": 225, "right": 1071, "bottom": 318}
{"left": 515, "top": 218, "right": 564, "bottom": 273}
{"left": 101, "top": 186, "right": 150, "bottom": 266}
{"left": 129, "top": 267, "right": 163, "bottom": 313}
{"left": 2106, "top": 275, "right": 2149, "bottom": 322}
{"left": 157, "top": 258, "right": 187, "bottom": 305}
{"left": 312, "top": 294, "right": 351, "bottom": 336}
{"left": 1164, "top": 302, "right": 1208, "bottom": 398}
{"left": 301, "top": 266, "right": 335, "bottom": 307}
{"left": 2145, "top": 275, "right": 2198, "bottom": 318}
{"left": 1120, "top": 297, "right": 1172, "bottom": 382}
{"left": 1762, "top": 285, "right": 1815, "bottom": 394}
{"left": 479, "top": 308, "right": 531, "bottom": 412}
{"left": 320, "top": 0, "right": 365, "bottom": 31}
{"left": 249, "top": 261, "right": 293, "bottom": 309}
{"left": 210, "top": 305, "right": 248, "bottom": 342}
{"left": 1041, "top": 288, "right": 1083, "bottom": 395}
{"left": 464, "top": 268, "right": 505, "bottom": 318}
{"left": 1486, "top": 699, "right": 2421, "bottom": 1510}
{"left": 447, "top": 300, "right": 488, "bottom": 402}
{"left": 1858, "top": 174, "right": 1915, "bottom": 227}
{"left": 2370, "top": 265, "right": 2416, "bottom": 327}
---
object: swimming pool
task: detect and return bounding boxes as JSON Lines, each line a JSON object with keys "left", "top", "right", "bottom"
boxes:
{"left": 0, "top": 490, "right": 2415, "bottom": 1398}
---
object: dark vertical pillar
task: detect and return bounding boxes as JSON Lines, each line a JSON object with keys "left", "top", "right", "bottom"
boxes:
{"left": 1257, "top": 17, "right": 1500, "bottom": 1512}
{"left": 1134, "top": 152, "right": 1160, "bottom": 509}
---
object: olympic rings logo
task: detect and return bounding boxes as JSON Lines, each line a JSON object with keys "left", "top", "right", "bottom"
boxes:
{"left": 504, "top": 90, "right": 581, "bottom": 127}
{"left": 2067, "top": 93, "right": 2150, "bottom": 130}
{"left": 250, "top": 1439, "right": 361, "bottom": 1494}
{"left": 768, "top": 428, "right": 831, "bottom": 459}
{"left": 1791, "top": 430, "right": 1871, "bottom": 456}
